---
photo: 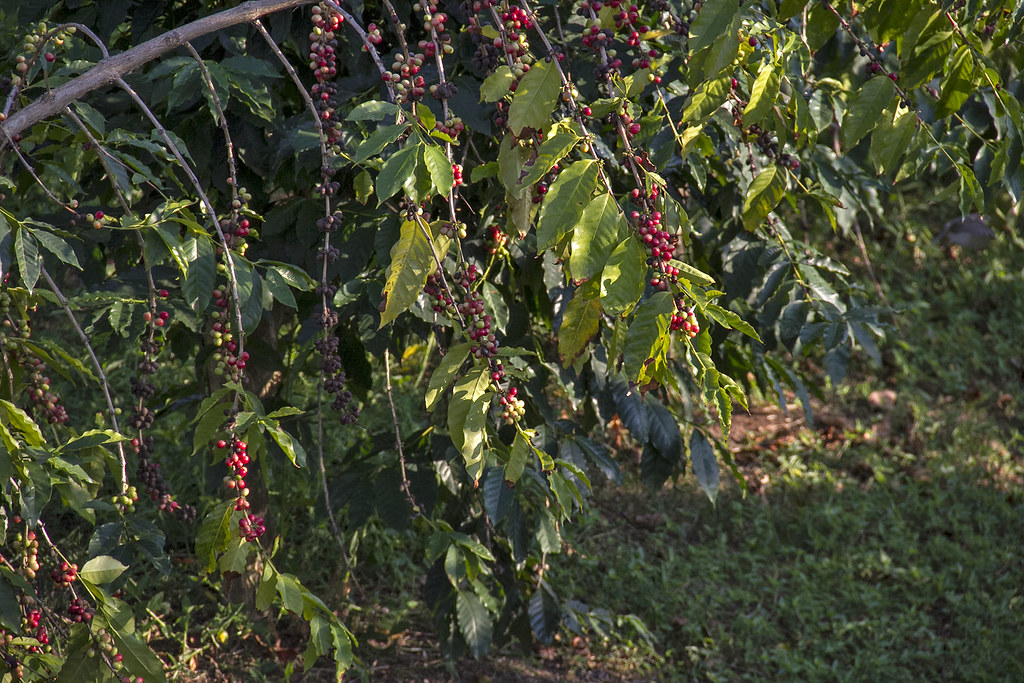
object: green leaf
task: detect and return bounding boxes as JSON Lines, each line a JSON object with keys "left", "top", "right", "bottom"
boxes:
{"left": 0, "top": 400, "right": 45, "bottom": 447}
{"left": 536, "top": 160, "right": 598, "bottom": 252}
{"left": 682, "top": 73, "right": 732, "bottom": 124}
{"left": 261, "top": 261, "right": 316, "bottom": 291}
{"left": 647, "top": 397, "right": 681, "bottom": 463}
{"left": 506, "top": 429, "right": 533, "bottom": 483}
{"left": 569, "top": 193, "right": 626, "bottom": 282}
{"left": 480, "top": 65, "right": 514, "bottom": 102}
{"left": 221, "top": 55, "right": 282, "bottom": 80}
{"left": 668, "top": 259, "right": 715, "bottom": 286}
{"left": 422, "top": 144, "right": 454, "bottom": 196}
{"left": 498, "top": 136, "right": 534, "bottom": 197}
{"left": 558, "top": 280, "right": 603, "bottom": 367}
{"left": 704, "top": 304, "right": 761, "bottom": 341}
{"left": 842, "top": 76, "right": 896, "bottom": 149}
{"left": 600, "top": 237, "right": 647, "bottom": 316}
{"left": 689, "top": 0, "right": 740, "bottom": 52}
{"left": 690, "top": 429, "right": 719, "bottom": 503}
{"left": 376, "top": 144, "right": 420, "bottom": 206}
{"left": 14, "top": 228, "right": 39, "bottom": 292}
{"left": 195, "top": 499, "right": 234, "bottom": 574}
{"left": 106, "top": 623, "right": 167, "bottom": 682}
{"left": 380, "top": 219, "right": 449, "bottom": 328}
{"left": 354, "top": 169, "right": 373, "bottom": 204}
{"left": 518, "top": 132, "right": 580, "bottom": 189}
{"left": 741, "top": 165, "right": 786, "bottom": 231}
{"left": 347, "top": 100, "right": 403, "bottom": 121}
{"left": 27, "top": 228, "right": 81, "bottom": 269}
{"left": 622, "top": 291, "right": 674, "bottom": 383}
{"left": 869, "top": 108, "right": 918, "bottom": 176}
{"left": 457, "top": 590, "right": 493, "bottom": 658}
{"left": 743, "top": 62, "right": 781, "bottom": 126}
{"left": 233, "top": 258, "right": 263, "bottom": 334}
{"left": 183, "top": 248, "right": 216, "bottom": 312}
{"left": 255, "top": 564, "right": 278, "bottom": 611}
{"left": 351, "top": 123, "right": 409, "bottom": 164}
{"left": 78, "top": 555, "right": 127, "bottom": 584}
{"left": 426, "top": 342, "right": 471, "bottom": 411}
{"left": 267, "top": 424, "right": 306, "bottom": 468}
{"left": 60, "top": 430, "right": 128, "bottom": 452}
{"left": 264, "top": 267, "right": 297, "bottom": 309}
{"left": 508, "top": 61, "right": 562, "bottom": 135}
{"left": 935, "top": 45, "right": 974, "bottom": 118}
{"left": 448, "top": 366, "right": 491, "bottom": 477}
{"left": 450, "top": 532, "right": 496, "bottom": 562}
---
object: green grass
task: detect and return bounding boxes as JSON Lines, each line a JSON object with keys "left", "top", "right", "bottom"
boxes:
{"left": 541, "top": 226, "right": 1024, "bottom": 681}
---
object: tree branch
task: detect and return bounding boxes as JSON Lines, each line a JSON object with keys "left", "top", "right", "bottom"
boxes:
{"left": 0, "top": 0, "right": 313, "bottom": 139}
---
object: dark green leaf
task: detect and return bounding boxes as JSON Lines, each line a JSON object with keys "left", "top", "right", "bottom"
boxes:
{"left": 457, "top": 590, "right": 492, "bottom": 658}
{"left": 264, "top": 267, "right": 297, "bottom": 309}
{"left": 935, "top": 45, "right": 974, "bottom": 118}
{"left": 689, "top": 429, "right": 719, "bottom": 503}
{"left": 689, "top": 0, "right": 740, "bottom": 52}
{"left": 376, "top": 144, "right": 420, "bottom": 206}
{"left": 351, "top": 123, "right": 409, "bottom": 164}
{"left": 842, "top": 76, "right": 896, "bottom": 149}
{"left": 27, "top": 228, "right": 81, "bottom": 269}
{"left": 184, "top": 248, "right": 216, "bottom": 311}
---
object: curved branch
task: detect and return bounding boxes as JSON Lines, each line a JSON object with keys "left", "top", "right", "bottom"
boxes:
{"left": 0, "top": 0, "right": 313, "bottom": 139}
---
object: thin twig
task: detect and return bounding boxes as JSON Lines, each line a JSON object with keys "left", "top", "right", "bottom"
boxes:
{"left": 384, "top": 348, "right": 421, "bottom": 515}
{"left": 40, "top": 267, "right": 129, "bottom": 492}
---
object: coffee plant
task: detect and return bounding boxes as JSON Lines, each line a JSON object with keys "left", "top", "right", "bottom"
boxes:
{"left": 0, "top": 0, "right": 1020, "bottom": 678}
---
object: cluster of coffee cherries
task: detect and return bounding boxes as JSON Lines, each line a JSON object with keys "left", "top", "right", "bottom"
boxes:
{"left": 8, "top": 21, "right": 75, "bottom": 90}
{"left": 670, "top": 305, "right": 700, "bottom": 338}
{"left": 238, "top": 513, "right": 266, "bottom": 542}
{"left": 424, "top": 271, "right": 456, "bottom": 315}
{"left": 486, "top": 224, "right": 508, "bottom": 254}
{"left": 14, "top": 529, "right": 40, "bottom": 579}
{"left": 741, "top": 122, "right": 800, "bottom": 171}
{"left": 67, "top": 598, "right": 93, "bottom": 624}
{"left": 109, "top": 484, "right": 139, "bottom": 514}
{"left": 24, "top": 608, "right": 47, "bottom": 647}
{"left": 498, "top": 387, "right": 526, "bottom": 424}
{"left": 134, "top": 435, "right": 194, "bottom": 517}
{"left": 309, "top": 3, "right": 344, "bottom": 147}
{"left": 454, "top": 266, "right": 501, "bottom": 359}
{"left": 218, "top": 437, "right": 253, "bottom": 512}
{"left": 218, "top": 211, "right": 255, "bottom": 258}
{"left": 314, "top": 335, "right": 359, "bottom": 424}
{"left": 439, "top": 220, "right": 468, "bottom": 239}
{"left": 384, "top": 51, "right": 428, "bottom": 102}
{"left": 433, "top": 115, "right": 465, "bottom": 140}
{"left": 90, "top": 628, "right": 125, "bottom": 669}
{"left": 50, "top": 561, "right": 77, "bottom": 586}
{"left": 23, "top": 354, "right": 69, "bottom": 425}
{"left": 466, "top": 2, "right": 534, "bottom": 78}
{"left": 452, "top": 163, "right": 465, "bottom": 187}
{"left": 414, "top": 2, "right": 453, "bottom": 42}
{"left": 210, "top": 289, "right": 246, "bottom": 381}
